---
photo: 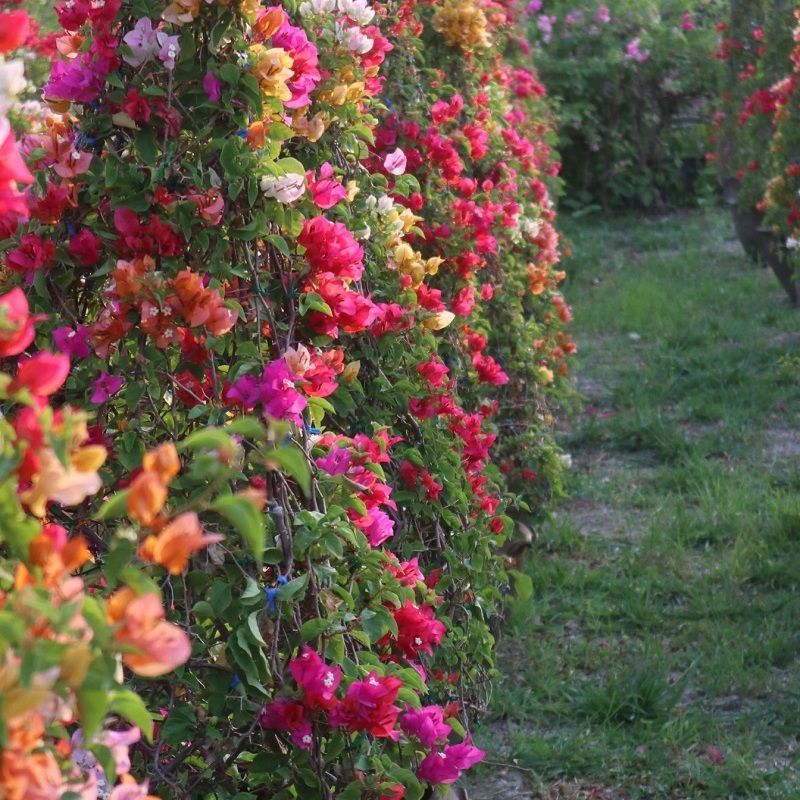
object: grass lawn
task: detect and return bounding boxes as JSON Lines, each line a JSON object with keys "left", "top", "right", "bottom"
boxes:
{"left": 471, "top": 208, "right": 800, "bottom": 799}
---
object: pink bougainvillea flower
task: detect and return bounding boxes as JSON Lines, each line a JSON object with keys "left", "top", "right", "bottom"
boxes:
{"left": 53, "top": 148, "right": 93, "bottom": 179}
{"left": 306, "top": 162, "right": 347, "bottom": 209}
{"left": 10, "top": 351, "right": 70, "bottom": 398}
{"left": 122, "top": 17, "right": 160, "bottom": 67}
{"left": 156, "top": 31, "right": 181, "bottom": 69}
{"left": 596, "top": 5, "right": 611, "bottom": 23}
{"left": 350, "top": 506, "right": 394, "bottom": 547}
{"left": 90, "top": 371, "right": 124, "bottom": 403}
{"left": 315, "top": 446, "right": 352, "bottom": 475}
{"left": 383, "top": 147, "right": 407, "bottom": 175}
{"left": 202, "top": 70, "right": 223, "bottom": 102}
{"left": 272, "top": 21, "right": 321, "bottom": 108}
{"left": 417, "top": 739, "right": 485, "bottom": 784}
{"left": 289, "top": 646, "right": 342, "bottom": 709}
{"left": 0, "top": 287, "right": 39, "bottom": 357}
{"left": 45, "top": 52, "right": 110, "bottom": 103}
{"left": 400, "top": 705, "right": 452, "bottom": 748}
{"left": 53, "top": 324, "right": 91, "bottom": 358}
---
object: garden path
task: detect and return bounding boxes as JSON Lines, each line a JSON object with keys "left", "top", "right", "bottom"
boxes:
{"left": 469, "top": 209, "right": 800, "bottom": 799}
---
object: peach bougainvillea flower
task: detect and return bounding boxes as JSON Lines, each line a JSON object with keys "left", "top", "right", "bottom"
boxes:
{"left": 126, "top": 471, "right": 168, "bottom": 526}
{"left": 21, "top": 446, "right": 106, "bottom": 518}
{"left": 107, "top": 588, "right": 191, "bottom": 677}
{"left": 139, "top": 512, "right": 223, "bottom": 575}
{"left": 142, "top": 442, "right": 181, "bottom": 484}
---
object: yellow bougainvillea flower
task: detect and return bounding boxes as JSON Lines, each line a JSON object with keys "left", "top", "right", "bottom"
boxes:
{"left": 432, "top": 0, "right": 491, "bottom": 52}
{"left": 249, "top": 46, "right": 294, "bottom": 102}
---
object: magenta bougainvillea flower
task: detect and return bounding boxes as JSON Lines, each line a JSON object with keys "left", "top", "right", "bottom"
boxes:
{"left": 90, "top": 371, "right": 124, "bottom": 403}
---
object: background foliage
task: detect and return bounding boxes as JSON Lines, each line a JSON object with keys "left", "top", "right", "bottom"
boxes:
{"left": 527, "top": 0, "right": 725, "bottom": 211}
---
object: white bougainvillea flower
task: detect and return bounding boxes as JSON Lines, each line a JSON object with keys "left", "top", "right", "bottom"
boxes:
{"left": 260, "top": 173, "right": 306, "bottom": 203}
{"left": 338, "top": 0, "right": 375, "bottom": 25}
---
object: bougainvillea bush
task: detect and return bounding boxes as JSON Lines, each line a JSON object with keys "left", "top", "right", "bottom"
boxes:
{"left": 761, "top": 11, "right": 800, "bottom": 254}
{"left": 527, "top": 0, "right": 724, "bottom": 209}
{"left": 709, "top": 0, "right": 794, "bottom": 213}
{"left": 0, "top": 0, "right": 570, "bottom": 796}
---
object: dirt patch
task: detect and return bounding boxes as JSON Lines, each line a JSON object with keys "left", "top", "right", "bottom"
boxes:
{"left": 763, "top": 428, "right": 800, "bottom": 462}
{"left": 555, "top": 499, "right": 648, "bottom": 541}
{"left": 468, "top": 770, "right": 622, "bottom": 800}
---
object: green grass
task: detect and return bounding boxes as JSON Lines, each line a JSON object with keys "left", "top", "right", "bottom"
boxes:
{"left": 474, "top": 209, "right": 800, "bottom": 799}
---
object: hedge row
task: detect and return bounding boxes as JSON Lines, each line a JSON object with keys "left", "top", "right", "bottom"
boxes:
{"left": 0, "top": 0, "right": 570, "bottom": 797}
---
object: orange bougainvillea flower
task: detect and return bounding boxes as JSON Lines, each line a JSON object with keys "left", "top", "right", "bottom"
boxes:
{"left": 0, "top": 748, "right": 64, "bottom": 800}
{"left": 126, "top": 471, "right": 167, "bottom": 526}
{"left": 138, "top": 512, "right": 223, "bottom": 575}
{"left": 107, "top": 588, "right": 191, "bottom": 677}
{"left": 141, "top": 442, "right": 181, "bottom": 485}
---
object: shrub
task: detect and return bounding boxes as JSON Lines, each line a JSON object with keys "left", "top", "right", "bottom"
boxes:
{"left": 710, "top": 0, "right": 795, "bottom": 213}
{"left": 527, "top": 0, "right": 724, "bottom": 210}
{"left": 0, "top": 0, "right": 570, "bottom": 797}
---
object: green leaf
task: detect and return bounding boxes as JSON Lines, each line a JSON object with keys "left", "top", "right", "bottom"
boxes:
{"left": 264, "top": 445, "right": 311, "bottom": 497}
{"left": 77, "top": 689, "right": 109, "bottom": 740}
{"left": 179, "top": 427, "right": 234, "bottom": 452}
{"left": 227, "top": 417, "right": 266, "bottom": 439}
{"left": 108, "top": 690, "right": 154, "bottom": 743}
{"left": 276, "top": 573, "right": 309, "bottom": 602}
{"left": 134, "top": 127, "right": 159, "bottom": 166}
{"left": 300, "top": 617, "right": 329, "bottom": 642}
{"left": 93, "top": 489, "right": 130, "bottom": 521}
{"left": 211, "top": 495, "right": 265, "bottom": 566}
{"left": 509, "top": 569, "right": 533, "bottom": 602}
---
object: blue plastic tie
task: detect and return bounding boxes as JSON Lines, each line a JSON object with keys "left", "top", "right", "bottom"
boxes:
{"left": 265, "top": 586, "right": 278, "bottom": 614}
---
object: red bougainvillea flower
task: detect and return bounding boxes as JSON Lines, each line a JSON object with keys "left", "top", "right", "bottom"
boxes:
{"left": 386, "top": 601, "right": 446, "bottom": 659}
{"left": 298, "top": 216, "right": 364, "bottom": 280}
{"left": 259, "top": 698, "right": 313, "bottom": 749}
{"left": 289, "top": 646, "right": 342, "bottom": 709}
{"left": 0, "top": 287, "right": 39, "bottom": 357}
{"left": 329, "top": 671, "right": 402, "bottom": 738}
{"left": 385, "top": 553, "right": 424, "bottom": 586}
{"left": 0, "top": 10, "right": 30, "bottom": 53}
{"left": 10, "top": 351, "right": 70, "bottom": 398}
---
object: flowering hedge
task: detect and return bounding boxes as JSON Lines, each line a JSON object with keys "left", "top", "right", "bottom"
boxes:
{"left": 0, "top": 0, "right": 570, "bottom": 797}
{"left": 526, "top": 0, "right": 723, "bottom": 210}
{"left": 759, "top": 11, "right": 800, "bottom": 261}
{"left": 710, "top": 0, "right": 794, "bottom": 213}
